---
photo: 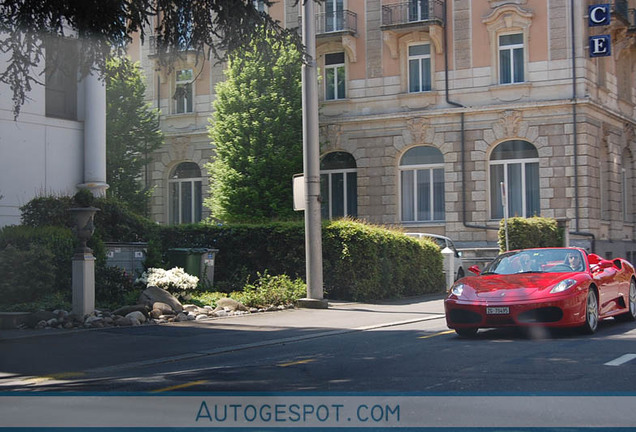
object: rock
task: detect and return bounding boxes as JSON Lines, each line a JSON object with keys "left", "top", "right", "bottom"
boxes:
{"left": 183, "top": 304, "right": 199, "bottom": 313}
{"left": 115, "top": 316, "right": 134, "bottom": 327}
{"left": 24, "top": 311, "right": 56, "bottom": 328}
{"left": 216, "top": 298, "right": 248, "bottom": 312}
{"left": 125, "top": 311, "right": 146, "bottom": 323}
{"left": 195, "top": 314, "right": 209, "bottom": 321}
{"left": 152, "top": 302, "right": 174, "bottom": 314}
{"left": 85, "top": 316, "right": 104, "bottom": 327}
{"left": 138, "top": 286, "right": 183, "bottom": 313}
{"left": 174, "top": 312, "right": 189, "bottom": 322}
{"left": 150, "top": 309, "right": 163, "bottom": 319}
{"left": 213, "top": 309, "right": 228, "bottom": 317}
{"left": 113, "top": 304, "right": 149, "bottom": 317}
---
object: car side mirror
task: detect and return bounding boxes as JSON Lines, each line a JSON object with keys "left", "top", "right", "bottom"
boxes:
{"left": 468, "top": 265, "right": 481, "bottom": 275}
{"left": 589, "top": 253, "right": 615, "bottom": 270}
{"left": 588, "top": 254, "right": 602, "bottom": 265}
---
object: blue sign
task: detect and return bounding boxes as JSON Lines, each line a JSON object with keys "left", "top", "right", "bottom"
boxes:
{"left": 589, "top": 35, "right": 612, "bottom": 57}
{"left": 588, "top": 4, "right": 611, "bottom": 26}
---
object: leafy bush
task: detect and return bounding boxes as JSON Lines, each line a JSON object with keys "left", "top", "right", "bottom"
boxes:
{"left": 323, "top": 220, "right": 444, "bottom": 301}
{"left": 230, "top": 272, "right": 306, "bottom": 308}
{"left": 0, "top": 245, "right": 58, "bottom": 304}
{"left": 158, "top": 222, "right": 305, "bottom": 293}
{"left": 0, "top": 225, "right": 75, "bottom": 292}
{"left": 498, "top": 216, "right": 564, "bottom": 252}
{"left": 0, "top": 291, "right": 71, "bottom": 313}
{"left": 20, "top": 195, "right": 74, "bottom": 228}
{"left": 95, "top": 266, "right": 135, "bottom": 308}
{"left": 20, "top": 194, "right": 159, "bottom": 243}
{"left": 159, "top": 220, "right": 444, "bottom": 301}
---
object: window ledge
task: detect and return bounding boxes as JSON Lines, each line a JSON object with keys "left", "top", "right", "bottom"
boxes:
{"left": 322, "top": 98, "right": 350, "bottom": 104}
{"left": 397, "top": 91, "right": 438, "bottom": 108}
{"left": 401, "top": 221, "right": 446, "bottom": 227}
{"left": 488, "top": 82, "right": 532, "bottom": 102}
{"left": 165, "top": 112, "right": 196, "bottom": 118}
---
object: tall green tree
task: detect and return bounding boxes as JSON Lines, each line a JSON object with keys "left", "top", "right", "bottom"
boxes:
{"left": 206, "top": 30, "right": 303, "bottom": 222}
{"left": 106, "top": 57, "right": 163, "bottom": 216}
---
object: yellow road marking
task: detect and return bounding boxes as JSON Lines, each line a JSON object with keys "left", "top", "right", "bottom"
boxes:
{"left": 278, "top": 358, "right": 316, "bottom": 367}
{"left": 418, "top": 330, "right": 455, "bottom": 339}
{"left": 23, "top": 371, "right": 86, "bottom": 383}
{"left": 151, "top": 380, "right": 208, "bottom": 393}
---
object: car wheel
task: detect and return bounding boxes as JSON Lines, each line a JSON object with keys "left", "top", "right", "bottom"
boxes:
{"left": 455, "top": 328, "right": 478, "bottom": 338}
{"left": 615, "top": 279, "right": 636, "bottom": 322}
{"left": 581, "top": 289, "right": 599, "bottom": 334}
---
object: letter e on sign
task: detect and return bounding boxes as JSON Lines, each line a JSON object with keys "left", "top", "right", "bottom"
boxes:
{"left": 588, "top": 4, "right": 611, "bottom": 26}
{"left": 589, "top": 35, "right": 611, "bottom": 57}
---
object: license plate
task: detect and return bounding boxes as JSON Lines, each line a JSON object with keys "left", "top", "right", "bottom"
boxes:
{"left": 486, "top": 307, "right": 510, "bottom": 315}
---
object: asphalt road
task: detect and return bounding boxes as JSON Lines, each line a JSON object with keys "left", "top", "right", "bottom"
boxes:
{"left": 2, "top": 294, "right": 636, "bottom": 428}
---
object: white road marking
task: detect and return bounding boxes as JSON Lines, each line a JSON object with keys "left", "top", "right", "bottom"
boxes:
{"left": 604, "top": 353, "right": 636, "bottom": 366}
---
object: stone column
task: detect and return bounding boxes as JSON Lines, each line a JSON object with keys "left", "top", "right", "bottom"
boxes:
{"left": 72, "top": 251, "right": 96, "bottom": 318}
{"left": 79, "top": 71, "right": 108, "bottom": 196}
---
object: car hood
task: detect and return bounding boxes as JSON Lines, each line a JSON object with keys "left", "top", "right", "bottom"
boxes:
{"left": 463, "top": 273, "right": 579, "bottom": 300}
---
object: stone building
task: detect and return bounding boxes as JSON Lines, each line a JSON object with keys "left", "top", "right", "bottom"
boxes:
{"left": 129, "top": 0, "right": 636, "bottom": 258}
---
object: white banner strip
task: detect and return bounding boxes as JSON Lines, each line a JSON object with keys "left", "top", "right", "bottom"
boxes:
{"left": 1, "top": 395, "right": 636, "bottom": 428}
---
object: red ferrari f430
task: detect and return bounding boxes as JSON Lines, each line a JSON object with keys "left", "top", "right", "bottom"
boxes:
{"left": 444, "top": 248, "right": 636, "bottom": 337}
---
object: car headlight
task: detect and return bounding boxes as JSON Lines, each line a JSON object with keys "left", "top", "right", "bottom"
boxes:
{"left": 550, "top": 279, "right": 577, "bottom": 294}
{"left": 451, "top": 283, "right": 464, "bottom": 297}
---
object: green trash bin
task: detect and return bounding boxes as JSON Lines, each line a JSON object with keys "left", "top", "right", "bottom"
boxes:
{"left": 166, "top": 248, "right": 206, "bottom": 278}
{"left": 166, "top": 248, "right": 219, "bottom": 287}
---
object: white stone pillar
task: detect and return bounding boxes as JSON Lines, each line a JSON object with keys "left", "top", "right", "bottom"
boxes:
{"left": 72, "top": 251, "right": 95, "bottom": 318}
{"left": 442, "top": 247, "right": 455, "bottom": 291}
{"left": 79, "top": 71, "right": 108, "bottom": 196}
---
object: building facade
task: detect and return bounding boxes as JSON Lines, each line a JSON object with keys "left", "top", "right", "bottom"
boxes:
{"left": 131, "top": 0, "right": 636, "bottom": 258}
{"left": 0, "top": 38, "right": 108, "bottom": 227}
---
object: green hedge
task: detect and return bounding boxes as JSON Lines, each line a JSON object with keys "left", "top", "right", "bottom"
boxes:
{"left": 12, "top": 195, "right": 445, "bottom": 304}
{"left": 159, "top": 220, "right": 445, "bottom": 301}
{"left": 498, "top": 216, "right": 564, "bottom": 252}
{"left": 158, "top": 222, "right": 306, "bottom": 292}
{"left": 0, "top": 225, "right": 75, "bottom": 293}
{"left": 323, "top": 220, "right": 444, "bottom": 301}
{"left": 20, "top": 195, "right": 159, "bottom": 243}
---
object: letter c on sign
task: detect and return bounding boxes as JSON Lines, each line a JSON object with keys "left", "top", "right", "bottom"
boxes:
{"left": 588, "top": 4, "right": 610, "bottom": 26}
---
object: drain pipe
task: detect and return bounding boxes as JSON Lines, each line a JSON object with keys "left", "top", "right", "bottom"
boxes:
{"left": 443, "top": 0, "right": 496, "bottom": 232}
{"left": 568, "top": 0, "right": 596, "bottom": 251}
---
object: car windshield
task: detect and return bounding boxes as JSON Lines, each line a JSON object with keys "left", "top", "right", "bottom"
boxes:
{"left": 481, "top": 249, "right": 586, "bottom": 275}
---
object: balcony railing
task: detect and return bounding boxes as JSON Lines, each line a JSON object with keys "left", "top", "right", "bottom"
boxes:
{"left": 381, "top": 0, "right": 444, "bottom": 28}
{"left": 315, "top": 10, "right": 357, "bottom": 36}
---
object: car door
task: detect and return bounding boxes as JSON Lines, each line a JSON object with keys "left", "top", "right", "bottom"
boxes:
{"left": 589, "top": 254, "right": 620, "bottom": 316}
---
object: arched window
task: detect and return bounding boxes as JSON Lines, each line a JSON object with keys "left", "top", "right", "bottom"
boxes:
{"left": 399, "top": 146, "right": 445, "bottom": 222}
{"left": 169, "top": 162, "right": 202, "bottom": 224}
{"left": 320, "top": 152, "right": 357, "bottom": 219}
{"left": 489, "top": 140, "right": 539, "bottom": 219}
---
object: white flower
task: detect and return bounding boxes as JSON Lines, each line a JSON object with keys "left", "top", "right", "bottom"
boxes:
{"left": 140, "top": 267, "right": 199, "bottom": 292}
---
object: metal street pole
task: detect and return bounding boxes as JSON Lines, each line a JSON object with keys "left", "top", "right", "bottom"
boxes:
{"left": 298, "top": 0, "right": 327, "bottom": 309}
